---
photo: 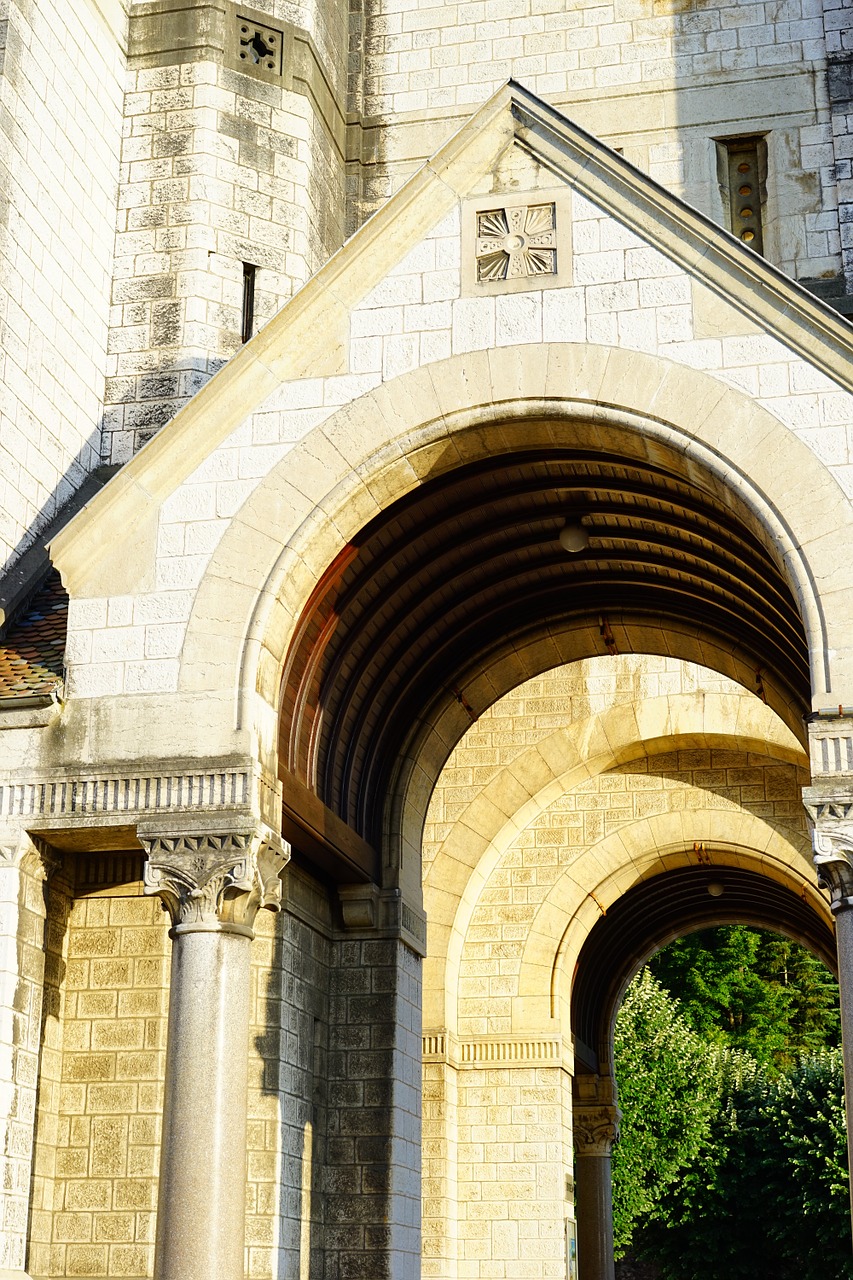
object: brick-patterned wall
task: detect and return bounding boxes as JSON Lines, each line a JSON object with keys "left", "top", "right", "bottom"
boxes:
{"left": 247, "top": 867, "right": 333, "bottom": 1280}
{"left": 103, "top": 2, "right": 348, "bottom": 464}
{"left": 0, "top": 0, "right": 127, "bottom": 570}
{"left": 62, "top": 183, "right": 853, "bottom": 701}
{"left": 29, "top": 879, "right": 169, "bottom": 1280}
{"left": 422, "top": 1057, "right": 458, "bottom": 1278}
{"left": 0, "top": 856, "right": 54, "bottom": 1273}
{"left": 453, "top": 1062, "right": 573, "bottom": 1278}
{"left": 423, "top": 655, "right": 744, "bottom": 876}
{"left": 347, "top": 0, "right": 839, "bottom": 284}
{"left": 324, "top": 936, "right": 422, "bottom": 1279}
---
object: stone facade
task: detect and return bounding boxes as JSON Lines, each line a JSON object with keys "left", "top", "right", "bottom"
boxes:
{"left": 2, "top": 5, "right": 853, "bottom": 1280}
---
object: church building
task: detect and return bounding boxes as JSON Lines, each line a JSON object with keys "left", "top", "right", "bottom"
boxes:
{"left": 2, "top": 1, "right": 853, "bottom": 1277}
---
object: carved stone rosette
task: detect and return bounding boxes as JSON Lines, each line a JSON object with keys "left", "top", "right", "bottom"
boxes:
{"left": 139, "top": 823, "right": 289, "bottom": 936}
{"left": 573, "top": 1104, "right": 621, "bottom": 1157}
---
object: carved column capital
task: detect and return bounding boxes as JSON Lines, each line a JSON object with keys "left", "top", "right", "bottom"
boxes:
{"left": 803, "top": 775, "right": 853, "bottom": 914}
{"left": 573, "top": 1103, "right": 621, "bottom": 1156}
{"left": 811, "top": 827, "right": 853, "bottom": 913}
{"left": 139, "top": 821, "right": 289, "bottom": 936}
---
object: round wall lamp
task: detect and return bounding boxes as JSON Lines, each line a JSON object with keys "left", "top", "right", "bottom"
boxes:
{"left": 559, "top": 517, "right": 589, "bottom": 553}
{"left": 707, "top": 882, "right": 725, "bottom": 898}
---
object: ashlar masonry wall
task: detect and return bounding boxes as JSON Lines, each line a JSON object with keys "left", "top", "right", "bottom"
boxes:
{"left": 29, "top": 866, "right": 169, "bottom": 1280}
{"left": 104, "top": 0, "right": 349, "bottom": 464}
{"left": 60, "top": 150, "right": 853, "bottom": 705}
{"left": 26, "top": 854, "right": 419, "bottom": 1280}
{"left": 420, "top": 657, "right": 812, "bottom": 1278}
{"left": 0, "top": 0, "right": 128, "bottom": 570}
{"left": 347, "top": 0, "right": 841, "bottom": 287}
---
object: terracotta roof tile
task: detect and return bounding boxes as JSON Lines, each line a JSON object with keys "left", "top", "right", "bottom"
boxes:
{"left": 0, "top": 570, "right": 67, "bottom": 700}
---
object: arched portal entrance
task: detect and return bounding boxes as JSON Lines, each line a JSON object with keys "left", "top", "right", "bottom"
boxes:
{"left": 417, "top": 653, "right": 829, "bottom": 1279}
{"left": 273, "top": 411, "right": 836, "bottom": 1279}
{"left": 570, "top": 861, "right": 837, "bottom": 1280}
{"left": 279, "top": 422, "right": 813, "bottom": 875}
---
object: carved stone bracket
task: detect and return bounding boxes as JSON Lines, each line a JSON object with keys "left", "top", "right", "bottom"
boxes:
{"left": 337, "top": 883, "right": 427, "bottom": 956}
{"left": 139, "top": 821, "right": 289, "bottom": 936}
{"left": 0, "top": 829, "right": 61, "bottom": 881}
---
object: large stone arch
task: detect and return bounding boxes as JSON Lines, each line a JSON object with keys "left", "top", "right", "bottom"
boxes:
{"left": 422, "top": 689, "right": 806, "bottom": 1028}
{"left": 180, "top": 344, "right": 853, "bottom": 754}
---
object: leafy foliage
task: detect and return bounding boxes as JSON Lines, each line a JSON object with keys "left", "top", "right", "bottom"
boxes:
{"left": 648, "top": 926, "right": 841, "bottom": 1072}
{"left": 611, "top": 970, "right": 721, "bottom": 1252}
{"left": 635, "top": 1052, "right": 853, "bottom": 1280}
{"left": 612, "top": 929, "right": 851, "bottom": 1280}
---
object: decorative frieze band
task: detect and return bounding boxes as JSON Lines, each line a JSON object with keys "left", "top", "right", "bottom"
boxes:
{"left": 0, "top": 768, "right": 250, "bottom": 822}
{"left": 423, "top": 1031, "right": 572, "bottom": 1070}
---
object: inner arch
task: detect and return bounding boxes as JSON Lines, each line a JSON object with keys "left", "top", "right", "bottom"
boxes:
{"left": 280, "top": 433, "right": 811, "bottom": 857}
{"left": 570, "top": 864, "right": 837, "bottom": 1073}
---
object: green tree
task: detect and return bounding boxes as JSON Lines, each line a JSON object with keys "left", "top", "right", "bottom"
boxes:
{"left": 637, "top": 1051, "right": 853, "bottom": 1280}
{"left": 648, "top": 926, "right": 840, "bottom": 1071}
{"left": 611, "top": 970, "right": 721, "bottom": 1253}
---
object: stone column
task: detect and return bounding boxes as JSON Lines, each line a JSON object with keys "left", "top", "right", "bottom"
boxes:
{"left": 573, "top": 1076, "right": 620, "bottom": 1280}
{"left": 139, "top": 822, "right": 288, "bottom": 1280}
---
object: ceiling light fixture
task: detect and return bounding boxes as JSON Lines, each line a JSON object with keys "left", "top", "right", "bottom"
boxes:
{"left": 559, "top": 517, "right": 589, "bottom": 553}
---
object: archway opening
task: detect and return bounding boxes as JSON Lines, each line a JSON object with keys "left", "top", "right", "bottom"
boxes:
{"left": 276, "top": 425, "right": 821, "bottom": 1280}
{"left": 608, "top": 921, "right": 844, "bottom": 1280}
{"left": 571, "top": 863, "right": 836, "bottom": 1075}
{"left": 279, "top": 429, "right": 813, "bottom": 871}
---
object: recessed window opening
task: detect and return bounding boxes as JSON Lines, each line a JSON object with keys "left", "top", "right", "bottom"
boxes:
{"left": 242, "top": 262, "right": 257, "bottom": 344}
{"left": 716, "top": 135, "right": 768, "bottom": 255}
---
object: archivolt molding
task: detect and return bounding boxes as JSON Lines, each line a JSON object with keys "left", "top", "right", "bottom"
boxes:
{"left": 421, "top": 690, "right": 806, "bottom": 1028}
{"left": 432, "top": 806, "right": 816, "bottom": 1038}
{"left": 179, "top": 345, "right": 853, "bottom": 748}
{"left": 525, "top": 818, "right": 819, "bottom": 1037}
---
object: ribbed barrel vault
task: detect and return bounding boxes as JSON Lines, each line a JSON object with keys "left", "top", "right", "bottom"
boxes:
{"left": 280, "top": 442, "right": 811, "bottom": 851}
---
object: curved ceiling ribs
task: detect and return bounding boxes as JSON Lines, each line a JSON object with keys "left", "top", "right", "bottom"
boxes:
{"left": 280, "top": 444, "right": 812, "bottom": 849}
{"left": 570, "top": 865, "right": 837, "bottom": 1072}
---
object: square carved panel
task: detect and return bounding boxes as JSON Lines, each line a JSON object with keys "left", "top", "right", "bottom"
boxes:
{"left": 236, "top": 14, "right": 284, "bottom": 77}
{"left": 475, "top": 203, "right": 557, "bottom": 282}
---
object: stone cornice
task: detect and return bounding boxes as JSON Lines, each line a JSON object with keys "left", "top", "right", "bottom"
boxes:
{"left": 1, "top": 762, "right": 251, "bottom": 826}
{"left": 422, "top": 1030, "right": 574, "bottom": 1072}
{"left": 0, "top": 758, "right": 285, "bottom": 859}
{"left": 139, "top": 820, "right": 289, "bottom": 935}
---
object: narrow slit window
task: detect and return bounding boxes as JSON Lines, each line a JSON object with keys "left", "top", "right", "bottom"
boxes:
{"left": 242, "top": 262, "right": 256, "bottom": 343}
{"left": 717, "top": 136, "right": 767, "bottom": 255}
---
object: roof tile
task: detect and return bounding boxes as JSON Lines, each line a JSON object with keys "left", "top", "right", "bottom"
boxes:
{"left": 0, "top": 571, "right": 67, "bottom": 699}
